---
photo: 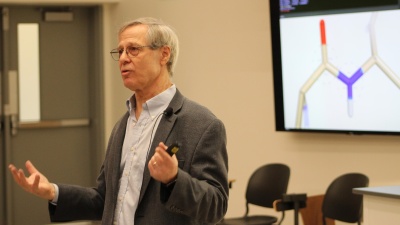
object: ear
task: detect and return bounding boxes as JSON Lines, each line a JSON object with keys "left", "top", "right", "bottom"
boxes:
{"left": 160, "top": 46, "right": 171, "bottom": 66}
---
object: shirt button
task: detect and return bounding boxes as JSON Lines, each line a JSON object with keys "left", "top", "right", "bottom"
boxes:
{"left": 130, "top": 147, "right": 134, "bottom": 151}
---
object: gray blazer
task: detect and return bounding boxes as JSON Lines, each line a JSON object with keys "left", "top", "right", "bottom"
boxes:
{"left": 49, "top": 89, "right": 229, "bottom": 225}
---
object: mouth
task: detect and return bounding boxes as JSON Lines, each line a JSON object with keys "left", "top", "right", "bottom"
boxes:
{"left": 121, "top": 69, "right": 131, "bottom": 76}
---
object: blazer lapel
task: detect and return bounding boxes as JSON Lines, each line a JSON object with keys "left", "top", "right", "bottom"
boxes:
{"left": 110, "top": 112, "right": 129, "bottom": 205}
{"left": 139, "top": 89, "right": 184, "bottom": 203}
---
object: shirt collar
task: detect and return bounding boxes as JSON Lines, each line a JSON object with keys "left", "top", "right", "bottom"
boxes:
{"left": 126, "top": 84, "right": 176, "bottom": 120}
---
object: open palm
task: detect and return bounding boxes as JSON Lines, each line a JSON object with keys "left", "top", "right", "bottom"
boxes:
{"left": 9, "top": 160, "right": 55, "bottom": 201}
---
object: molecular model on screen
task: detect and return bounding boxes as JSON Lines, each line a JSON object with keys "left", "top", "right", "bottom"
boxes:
{"left": 295, "top": 13, "right": 400, "bottom": 128}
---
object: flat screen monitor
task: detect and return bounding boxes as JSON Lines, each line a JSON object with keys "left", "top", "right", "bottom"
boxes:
{"left": 270, "top": 0, "right": 400, "bottom": 135}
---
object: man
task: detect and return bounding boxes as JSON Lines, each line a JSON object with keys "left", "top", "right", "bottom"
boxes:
{"left": 9, "top": 17, "right": 229, "bottom": 225}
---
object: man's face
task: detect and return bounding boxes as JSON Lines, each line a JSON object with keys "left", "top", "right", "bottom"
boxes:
{"left": 117, "top": 25, "right": 164, "bottom": 93}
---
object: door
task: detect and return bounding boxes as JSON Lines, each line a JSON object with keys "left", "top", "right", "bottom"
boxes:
{"left": 0, "top": 5, "right": 104, "bottom": 225}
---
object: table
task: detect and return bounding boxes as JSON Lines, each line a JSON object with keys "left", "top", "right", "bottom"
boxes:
{"left": 353, "top": 186, "right": 400, "bottom": 225}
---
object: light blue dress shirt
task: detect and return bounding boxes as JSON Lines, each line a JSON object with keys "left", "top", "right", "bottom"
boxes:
{"left": 113, "top": 85, "right": 176, "bottom": 225}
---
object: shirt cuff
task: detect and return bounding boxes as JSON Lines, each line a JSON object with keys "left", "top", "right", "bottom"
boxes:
{"left": 49, "top": 183, "right": 59, "bottom": 205}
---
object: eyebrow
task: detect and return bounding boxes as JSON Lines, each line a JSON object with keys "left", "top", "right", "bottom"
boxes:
{"left": 117, "top": 42, "right": 146, "bottom": 49}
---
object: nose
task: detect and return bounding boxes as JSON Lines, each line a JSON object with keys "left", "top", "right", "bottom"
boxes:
{"left": 119, "top": 49, "right": 130, "bottom": 62}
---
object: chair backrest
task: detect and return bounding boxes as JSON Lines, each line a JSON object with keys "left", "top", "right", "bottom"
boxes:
{"left": 245, "top": 163, "right": 290, "bottom": 208}
{"left": 322, "top": 173, "right": 369, "bottom": 223}
{"left": 299, "top": 194, "right": 335, "bottom": 225}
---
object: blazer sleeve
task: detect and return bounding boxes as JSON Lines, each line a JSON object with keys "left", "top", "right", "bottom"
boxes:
{"left": 48, "top": 171, "right": 106, "bottom": 222}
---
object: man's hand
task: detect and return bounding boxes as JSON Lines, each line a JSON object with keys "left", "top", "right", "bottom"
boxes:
{"left": 148, "top": 142, "right": 178, "bottom": 184}
{"left": 9, "top": 160, "right": 55, "bottom": 201}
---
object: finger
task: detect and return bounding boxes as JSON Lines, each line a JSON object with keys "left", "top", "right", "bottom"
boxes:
{"left": 149, "top": 158, "right": 157, "bottom": 167}
{"left": 9, "top": 165, "right": 23, "bottom": 183}
{"left": 17, "top": 169, "right": 31, "bottom": 188}
{"left": 158, "top": 142, "right": 167, "bottom": 149}
{"left": 25, "top": 160, "right": 39, "bottom": 175}
{"left": 156, "top": 147, "right": 170, "bottom": 158}
{"left": 32, "top": 174, "right": 41, "bottom": 190}
{"left": 8, "top": 164, "right": 18, "bottom": 175}
{"left": 148, "top": 160, "right": 156, "bottom": 175}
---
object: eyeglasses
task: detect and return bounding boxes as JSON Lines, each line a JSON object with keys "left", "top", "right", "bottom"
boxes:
{"left": 110, "top": 46, "right": 152, "bottom": 61}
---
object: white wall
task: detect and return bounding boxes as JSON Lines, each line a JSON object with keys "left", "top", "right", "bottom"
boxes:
{"left": 101, "top": 1, "right": 400, "bottom": 224}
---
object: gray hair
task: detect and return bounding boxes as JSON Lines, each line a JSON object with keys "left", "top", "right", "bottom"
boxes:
{"left": 118, "top": 17, "right": 179, "bottom": 76}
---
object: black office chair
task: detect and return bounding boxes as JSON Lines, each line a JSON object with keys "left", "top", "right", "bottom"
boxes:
{"left": 322, "top": 173, "right": 369, "bottom": 225}
{"left": 219, "top": 163, "right": 290, "bottom": 225}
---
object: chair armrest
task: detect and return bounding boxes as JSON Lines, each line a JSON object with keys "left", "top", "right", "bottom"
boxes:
{"left": 274, "top": 193, "right": 307, "bottom": 212}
